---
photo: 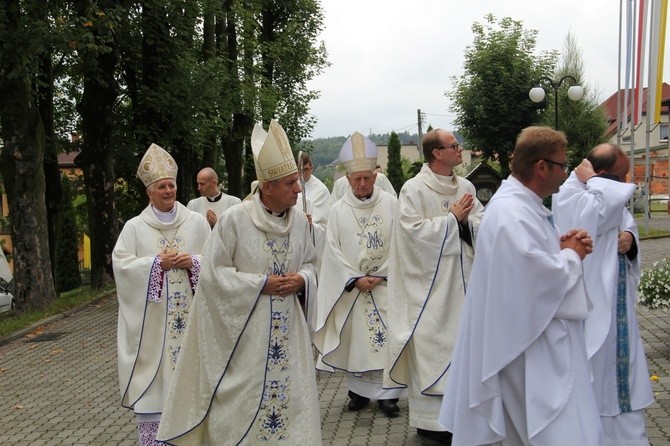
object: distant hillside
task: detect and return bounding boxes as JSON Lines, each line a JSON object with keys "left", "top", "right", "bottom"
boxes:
{"left": 297, "top": 131, "right": 422, "bottom": 168}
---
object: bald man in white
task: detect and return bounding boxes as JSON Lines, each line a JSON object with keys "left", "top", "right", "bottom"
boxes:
{"left": 186, "top": 167, "right": 241, "bottom": 228}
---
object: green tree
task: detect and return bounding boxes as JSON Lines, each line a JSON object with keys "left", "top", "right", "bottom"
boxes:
{"left": 56, "top": 175, "right": 82, "bottom": 292}
{"left": 73, "top": 1, "right": 125, "bottom": 288}
{"left": 386, "top": 131, "right": 404, "bottom": 192}
{"left": 541, "top": 33, "right": 608, "bottom": 168}
{"left": 449, "top": 14, "right": 557, "bottom": 177}
{"left": 0, "top": 0, "right": 58, "bottom": 311}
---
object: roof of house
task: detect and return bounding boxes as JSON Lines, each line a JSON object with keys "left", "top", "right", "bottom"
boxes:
{"left": 57, "top": 151, "right": 78, "bottom": 168}
{"left": 601, "top": 82, "right": 670, "bottom": 136}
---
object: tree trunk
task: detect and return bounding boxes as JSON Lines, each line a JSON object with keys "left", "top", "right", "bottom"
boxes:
{"left": 38, "top": 51, "right": 65, "bottom": 294}
{"left": 0, "top": 80, "right": 57, "bottom": 312}
{"left": 75, "top": 0, "right": 121, "bottom": 289}
{"left": 0, "top": 0, "right": 57, "bottom": 311}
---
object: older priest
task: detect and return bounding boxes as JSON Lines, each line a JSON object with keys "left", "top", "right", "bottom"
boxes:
{"left": 113, "top": 143, "right": 210, "bottom": 446}
{"left": 313, "top": 132, "right": 405, "bottom": 416}
{"left": 157, "top": 120, "right": 321, "bottom": 445}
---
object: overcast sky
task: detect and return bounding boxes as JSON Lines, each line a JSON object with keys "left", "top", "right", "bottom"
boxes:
{"left": 307, "top": 0, "right": 669, "bottom": 138}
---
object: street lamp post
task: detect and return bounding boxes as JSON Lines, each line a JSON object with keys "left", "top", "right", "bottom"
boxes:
{"left": 529, "top": 75, "right": 584, "bottom": 129}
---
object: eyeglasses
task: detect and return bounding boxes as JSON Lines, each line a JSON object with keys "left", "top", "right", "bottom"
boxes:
{"left": 540, "top": 158, "right": 569, "bottom": 172}
{"left": 435, "top": 143, "right": 461, "bottom": 151}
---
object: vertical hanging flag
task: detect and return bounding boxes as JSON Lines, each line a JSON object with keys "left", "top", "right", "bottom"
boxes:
{"left": 647, "top": 0, "right": 660, "bottom": 123}
{"left": 623, "top": 0, "right": 636, "bottom": 134}
{"left": 634, "top": 0, "right": 649, "bottom": 126}
{"left": 651, "top": 0, "right": 668, "bottom": 122}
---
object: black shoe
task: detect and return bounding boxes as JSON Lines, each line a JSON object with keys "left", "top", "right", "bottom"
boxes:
{"left": 347, "top": 391, "right": 370, "bottom": 411}
{"left": 416, "top": 428, "right": 453, "bottom": 445}
{"left": 377, "top": 399, "right": 400, "bottom": 414}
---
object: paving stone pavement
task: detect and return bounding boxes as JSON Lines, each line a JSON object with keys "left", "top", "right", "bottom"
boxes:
{"left": 0, "top": 214, "right": 668, "bottom": 445}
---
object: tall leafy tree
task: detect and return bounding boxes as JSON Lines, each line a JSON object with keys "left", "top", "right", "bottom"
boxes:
{"left": 0, "top": 0, "right": 58, "bottom": 310}
{"left": 449, "top": 15, "right": 557, "bottom": 177}
{"left": 541, "top": 33, "right": 608, "bottom": 168}
{"left": 218, "top": 0, "right": 328, "bottom": 197}
{"left": 386, "top": 131, "right": 404, "bottom": 193}
{"left": 73, "top": 1, "right": 126, "bottom": 288}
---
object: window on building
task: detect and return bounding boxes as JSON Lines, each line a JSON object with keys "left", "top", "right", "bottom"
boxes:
{"left": 660, "top": 123, "right": 668, "bottom": 142}
{"left": 619, "top": 120, "right": 632, "bottom": 144}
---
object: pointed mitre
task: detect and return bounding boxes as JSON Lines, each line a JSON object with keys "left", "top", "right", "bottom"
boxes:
{"left": 136, "top": 143, "right": 178, "bottom": 187}
{"left": 251, "top": 120, "right": 297, "bottom": 182}
{"left": 340, "top": 131, "right": 378, "bottom": 174}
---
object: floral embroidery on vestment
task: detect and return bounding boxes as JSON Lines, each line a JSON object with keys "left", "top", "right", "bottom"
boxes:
{"left": 147, "top": 257, "right": 163, "bottom": 302}
{"left": 256, "top": 299, "right": 291, "bottom": 441}
{"left": 137, "top": 420, "right": 168, "bottom": 446}
{"left": 188, "top": 256, "right": 201, "bottom": 294}
{"left": 362, "top": 292, "right": 386, "bottom": 352}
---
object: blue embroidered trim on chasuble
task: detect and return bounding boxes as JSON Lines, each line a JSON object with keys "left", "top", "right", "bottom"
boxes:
{"left": 256, "top": 301, "right": 291, "bottom": 441}
{"left": 616, "top": 254, "right": 632, "bottom": 412}
{"left": 255, "top": 233, "right": 293, "bottom": 441}
{"left": 362, "top": 292, "right": 386, "bottom": 353}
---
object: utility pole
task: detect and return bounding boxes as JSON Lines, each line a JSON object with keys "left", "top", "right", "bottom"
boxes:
{"left": 417, "top": 109, "right": 424, "bottom": 154}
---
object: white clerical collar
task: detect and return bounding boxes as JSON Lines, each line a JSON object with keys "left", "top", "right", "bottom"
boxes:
{"left": 206, "top": 192, "right": 223, "bottom": 203}
{"left": 152, "top": 205, "right": 177, "bottom": 223}
{"left": 355, "top": 192, "right": 373, "bottom": 202}
{"left": 260, "top": 201, "right": 285, "bottom": 217}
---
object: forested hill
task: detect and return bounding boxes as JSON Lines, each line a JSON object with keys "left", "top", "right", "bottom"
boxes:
{"left": 298, "top": 131, "right": 422, "bottom": 167}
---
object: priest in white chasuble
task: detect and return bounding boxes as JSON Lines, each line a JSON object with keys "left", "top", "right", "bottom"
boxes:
{"left": 113, "top": 143, "right": 211, "bottom": 446}
{"left": 186, "top": 167, "right": 241, "bottom": 228}
{"left": 384, "top": 128, "right": 483, "bottom": 442}
{"left": 157, "top": 119, "right": 321, "bottom": 446}
{"left": 313, "top": 132, "right": 405, "bottom": 417}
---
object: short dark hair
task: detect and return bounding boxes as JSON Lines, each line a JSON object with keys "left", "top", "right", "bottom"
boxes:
{"left": 422, "top": 129, "right": 445, "bottom": 163}
{"left": 511, "top": 126, "right": 567, "bottom": 182}
{"left": 300, "top": 153, "right": 312, "bottom": 166}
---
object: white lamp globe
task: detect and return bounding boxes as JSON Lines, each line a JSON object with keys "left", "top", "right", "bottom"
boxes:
{"left": 567, "top": 85, "right": 584, "bottom": 101}
{"left": 529, "top": 87, "right": 546, "bottom": 103}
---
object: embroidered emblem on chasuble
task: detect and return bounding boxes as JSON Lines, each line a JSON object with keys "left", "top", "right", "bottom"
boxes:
{"left": 263, "top": 236, "right": 293, "bottom": 276}
{"left": 353, "top": 212, "right": 387, "bottom": 264}
{"left": 440, "top": 200, "right": 450, "bottom": 212}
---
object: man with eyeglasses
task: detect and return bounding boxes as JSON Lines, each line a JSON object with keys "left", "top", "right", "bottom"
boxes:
{"left": 439, "top": 126, "right": 602, "bottom": 445}
{"left": 385, "top": 128, "right": 484, "bottom": 442}
{"left": 553, "top": 143, "right": 653, "bottom": 445}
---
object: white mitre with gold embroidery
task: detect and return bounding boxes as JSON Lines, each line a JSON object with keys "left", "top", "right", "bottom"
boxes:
{"left": 251, "top": 120, "right": 297, "bottom": 182}
{"left": 136, "top": 143, "right": 178, "bottom": 187}
{"left": 340, "top": 131, "right": 378, "bottom": 174}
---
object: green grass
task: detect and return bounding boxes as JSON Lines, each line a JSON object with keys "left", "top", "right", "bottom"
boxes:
{"left": 639, "top": 227, "right": 670, "bottom": 239}
{"left": 0, "top": 285, "right": 115, "bottom": 340}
